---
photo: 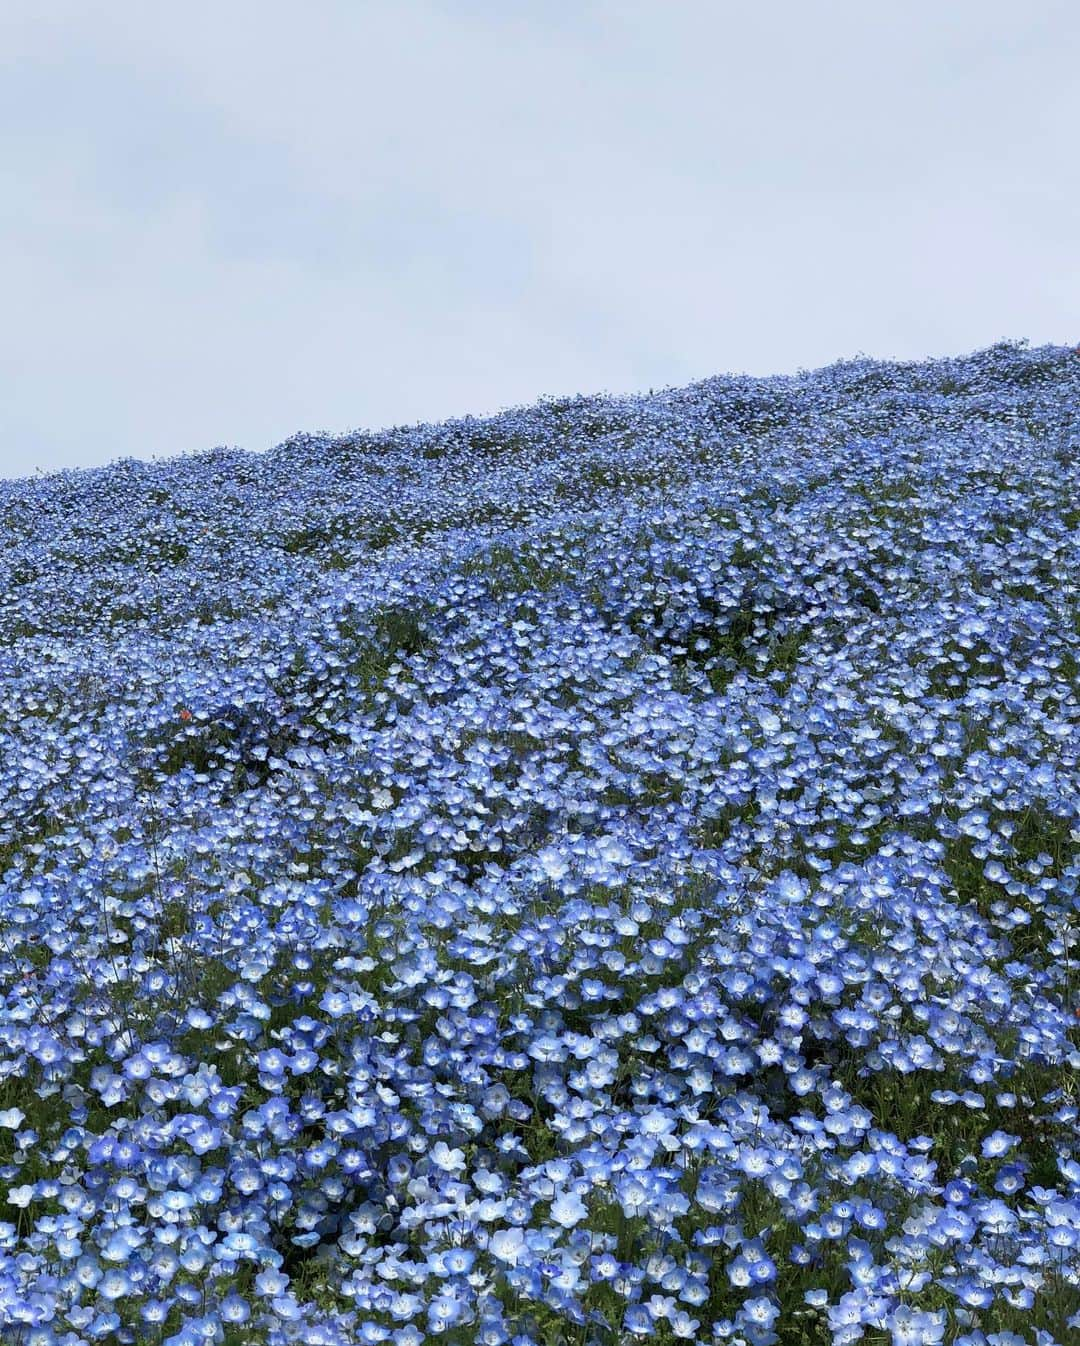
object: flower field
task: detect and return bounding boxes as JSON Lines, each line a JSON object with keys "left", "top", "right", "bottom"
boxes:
{"left": 0, "top": 341, "right": 1078, "bottom": 1345}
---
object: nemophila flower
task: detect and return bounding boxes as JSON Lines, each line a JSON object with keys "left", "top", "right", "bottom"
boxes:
{"left": 220, "top": 1294, "right": 251, "bottom": 1324}
{"left": 981, "top": 1130, "right": 1018, "bottom": 1159}
{"left": 431, "top": 1142, "right": 466, "bottom": 1173}
{"left": 98, "top": 1267, "right": 133, "bottom": 1300}
{"left": 549, "top": 1191, "right": 587, "bottom": 1228}
{"left": 888, "top": 1305, "right": 947, "bottom": 1345}
{"left": 256, "top": 1268, "right": 290, "bottom": 1297}
{"left": 490, "top": 1228, "right": 526, "bottom": 1265}
{"left": 141, "top": 1299, "right": 171, "bottom": 1327}
{"left": 743, "top": 1295, "right": 780, "bottom": 1328}
{"left": 623, "top": 1304, "right": 652, "bottom": 1336}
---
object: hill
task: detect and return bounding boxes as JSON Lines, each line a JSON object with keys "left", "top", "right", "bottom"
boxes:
{"left": 1, "top": 341, "right": 1078, "bottom": 1343}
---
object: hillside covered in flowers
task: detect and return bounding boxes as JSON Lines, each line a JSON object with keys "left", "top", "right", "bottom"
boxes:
{"left": 0, "top": 341, "right": 1078, "bottom": 1346}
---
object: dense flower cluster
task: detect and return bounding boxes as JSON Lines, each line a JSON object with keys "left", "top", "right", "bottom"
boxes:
{"left": 0, "top": 341, "right": 1078, "bottom": 1345}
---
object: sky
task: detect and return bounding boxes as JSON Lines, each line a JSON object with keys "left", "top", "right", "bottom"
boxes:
{"left": 2, "top": 1, "right": 1077, "bottom": 478}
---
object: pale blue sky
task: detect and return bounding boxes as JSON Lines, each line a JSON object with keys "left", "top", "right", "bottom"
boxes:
{"left": 2, "top": 1, "right": 1077, "bottom": 476}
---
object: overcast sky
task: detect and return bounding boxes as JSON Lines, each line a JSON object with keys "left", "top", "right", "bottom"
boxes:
{"left": 2, "top": 1, "right": 1077, "bottom": 477}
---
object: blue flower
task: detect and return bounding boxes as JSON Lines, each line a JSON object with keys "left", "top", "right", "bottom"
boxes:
{"left": 981, "top": 1130, "right": 1018, "bottom": 1159}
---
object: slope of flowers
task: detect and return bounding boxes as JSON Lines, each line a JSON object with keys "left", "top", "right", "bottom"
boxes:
{"left": 0, "top": 341, "right": 1078, "bottom": 1346}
